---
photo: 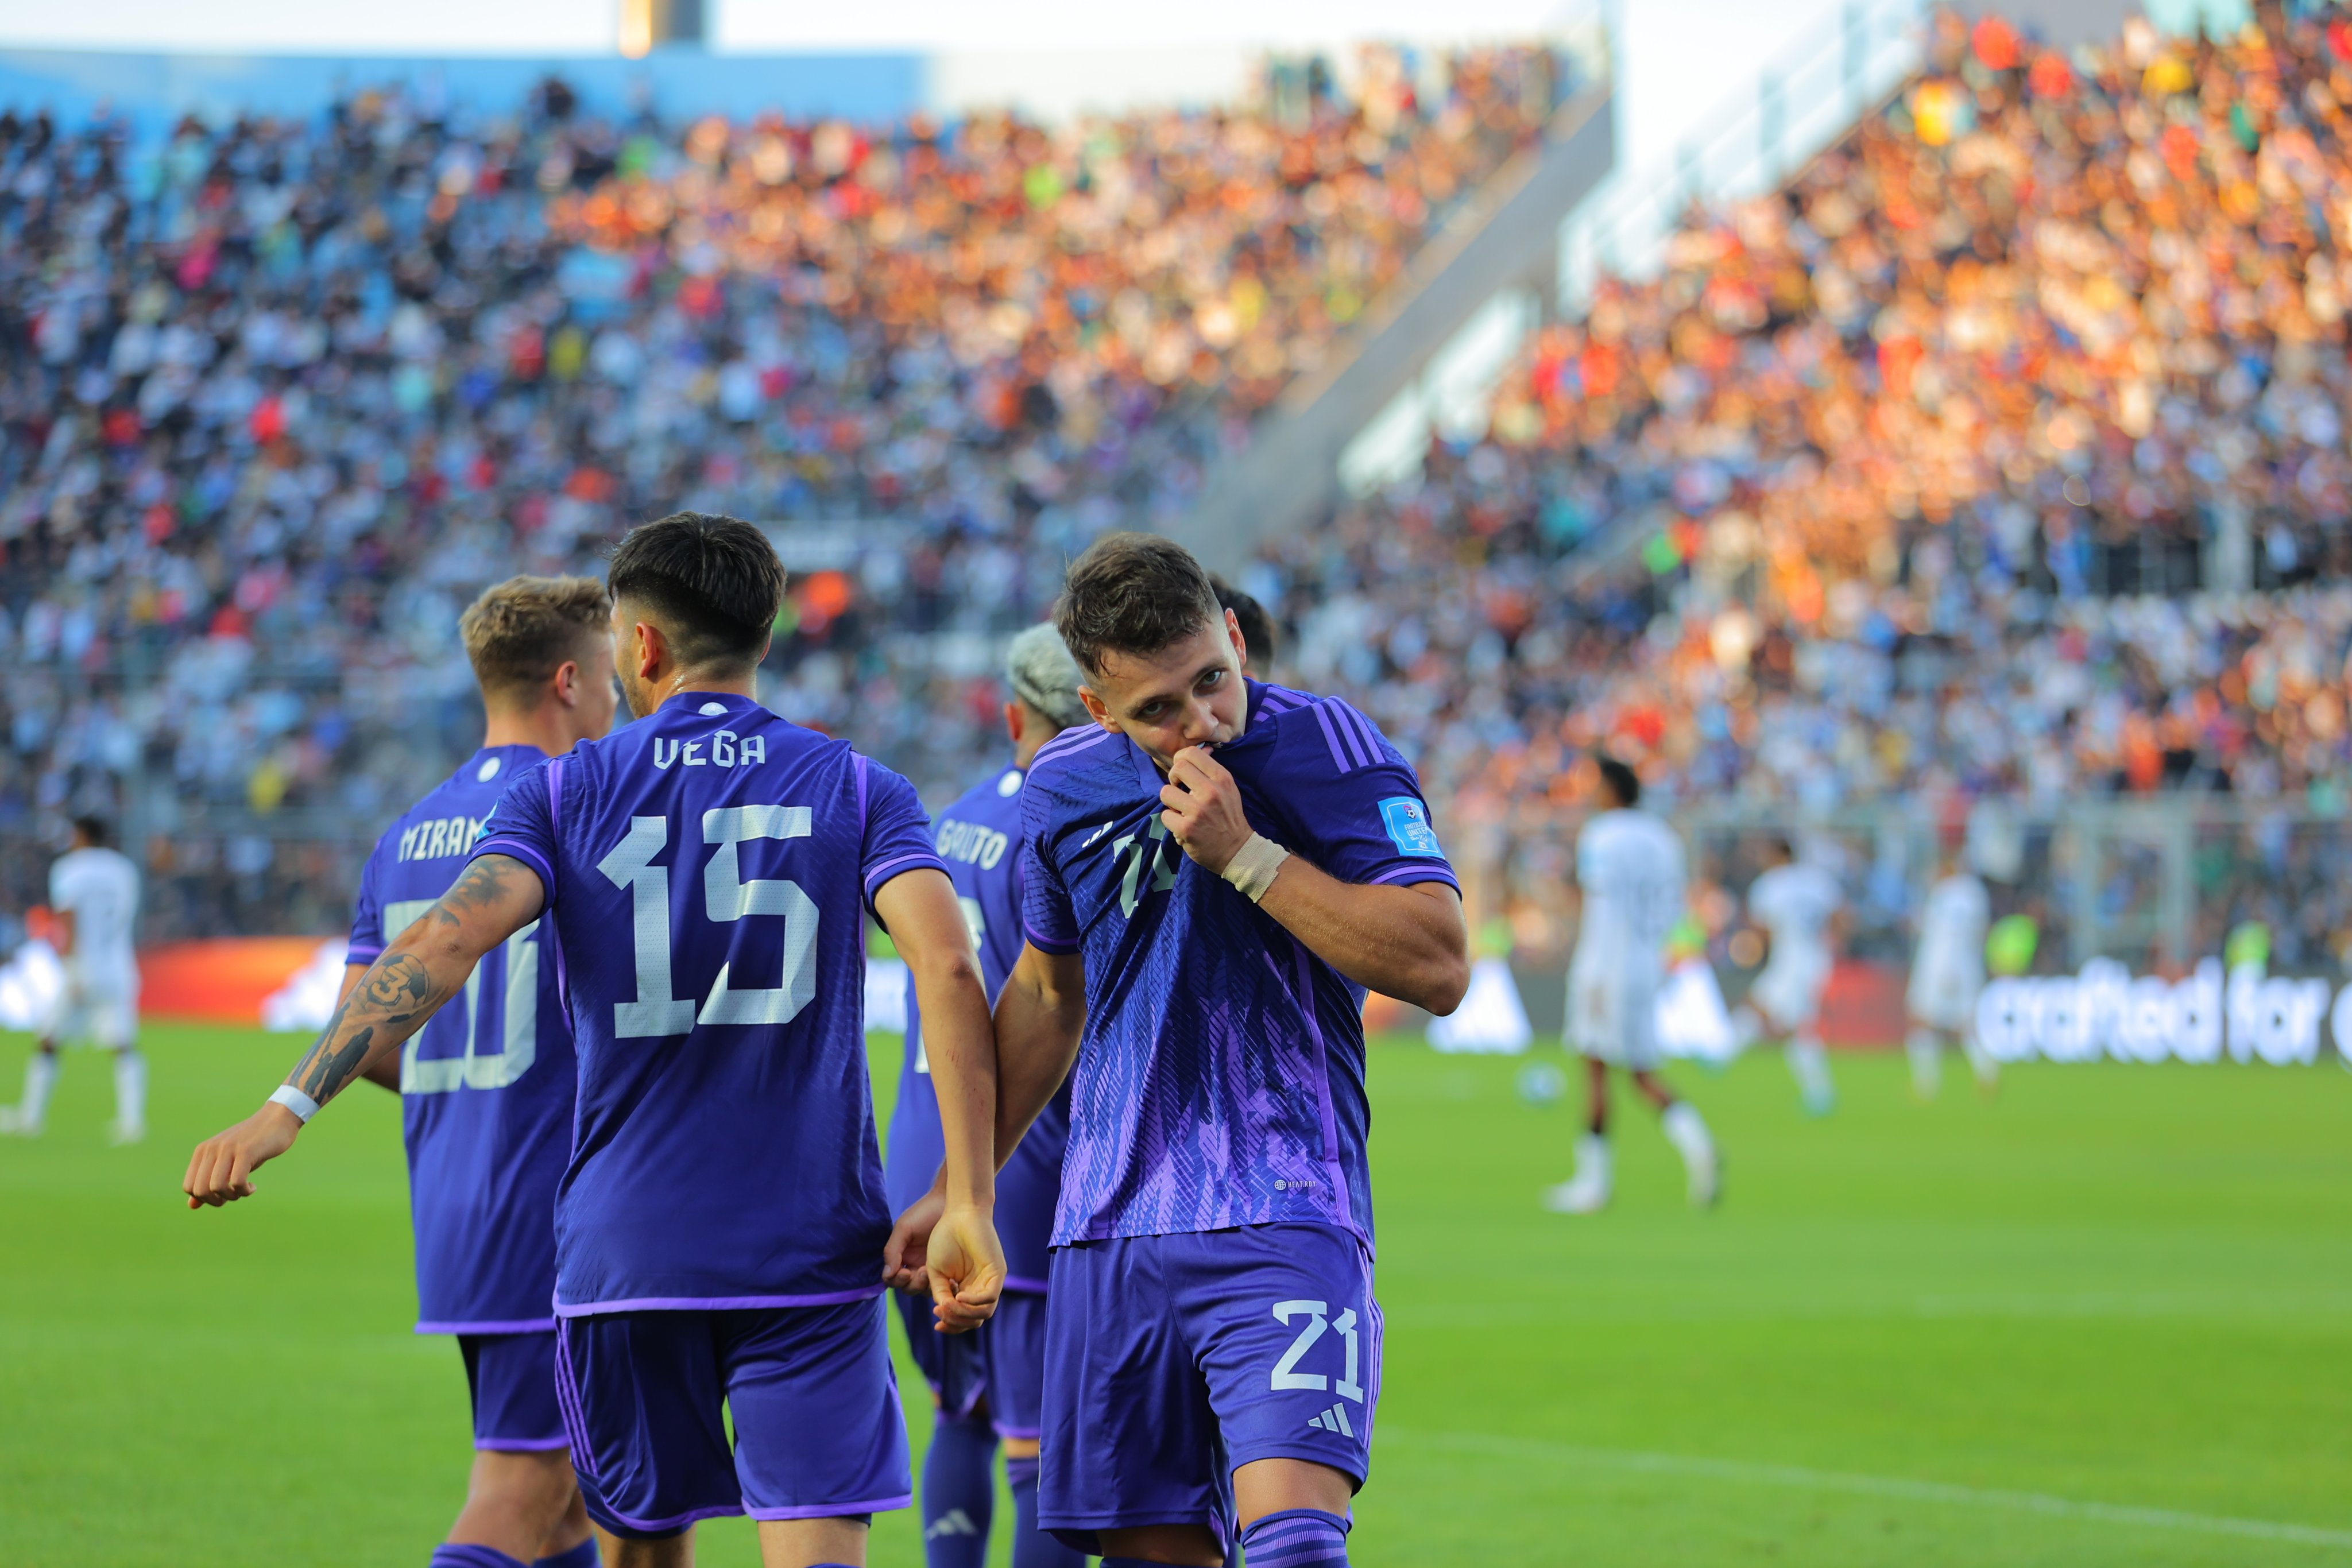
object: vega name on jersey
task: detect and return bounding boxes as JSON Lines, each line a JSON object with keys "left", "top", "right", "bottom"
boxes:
{"left": 651, "top": 729, "right": 769, "bottom": 770}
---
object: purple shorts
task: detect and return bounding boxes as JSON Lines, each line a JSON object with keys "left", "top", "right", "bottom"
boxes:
{"left": 893, "top": 1287, "right": 1050, "bottom": 1441}
{"left": 459, "top": 1331, "right": 568, "bottom": 1452}
{"left": 1039, "top": 1223, "right": 1380, "bottom": 1554}
{"left": 554, "top": 1299, "right": 912, "bottom": 1539}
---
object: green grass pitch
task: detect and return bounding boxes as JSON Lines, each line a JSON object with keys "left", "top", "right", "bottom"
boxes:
{"left": 2, "top": 1023, "right": 2349, "bottom": 1566}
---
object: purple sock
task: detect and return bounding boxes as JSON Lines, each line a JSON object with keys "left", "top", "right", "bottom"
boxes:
{"left": 431, "top": 1547, "right": 529, "bottom": 1568}
{"left": 1003, "top": 1453, "right": 1083, "bottom": 1568}
{"left": 920, "top": 1411, "right": 997, "bottom": 1568}
{"left": 531, "top": 1540, "right": 599, "bottom": 1568}
{"left": 1240, "top": 1508, "right": 1351, "bottom": 1567}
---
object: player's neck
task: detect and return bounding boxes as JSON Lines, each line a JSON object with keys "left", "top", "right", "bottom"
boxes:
{"left": 645, "top": 664, "right": 759, "bottom": 709}
{"left": 481, "top": 704, "right": 579, "bottom": 758}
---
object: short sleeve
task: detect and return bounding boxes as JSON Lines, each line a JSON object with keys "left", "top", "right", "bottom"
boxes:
{"left": 471, "top": 758, "right": 560, "bottom": 897}
{"left": 346, "top": 836, "right": 390, "bottom": 963}
{"left": 858, "top": 758, "right": 950, "bottom": 912}
{"left": 1018, "top": 777, "right": 1080, "bottom": 955}
{"left": 1277, "top": 702, "right": 1460, "bottom": 893}
{"left": 47, "top": 860, "right": 71, "bottom": 912}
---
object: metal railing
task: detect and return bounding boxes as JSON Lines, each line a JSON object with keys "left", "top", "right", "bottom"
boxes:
{"left": 1458, "top": 796, "right": 2352, "bottom": 982}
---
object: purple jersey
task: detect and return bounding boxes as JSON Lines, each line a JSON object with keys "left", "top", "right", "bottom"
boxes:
{"left": 470, "top": 692, "right": 947, "bottom": 1314}
{"left": 348, "top": 745, "right": 575, "bottom": 1333}
{"left": 1019, "top": 681, "right": 1457, "bottom": 1250}
{"left": 884, "top": 762, "right": 1070, "bottom": 1292}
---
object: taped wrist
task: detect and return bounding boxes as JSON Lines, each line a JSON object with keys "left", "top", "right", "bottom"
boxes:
{"left": 269, "top": 1084, "right": 320, "bottom": 1123}
{"left": 1220, "top": 833, "right": 1291, "bottom": 903}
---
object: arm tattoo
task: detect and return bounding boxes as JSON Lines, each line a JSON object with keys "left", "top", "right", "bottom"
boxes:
{"left": 283, "top": 951, "right": 451, "bottom": 1108}
{"left": 434, "top": 854, "right": 529, "bottom": 926}
{"left": 281, "top": 855, "right": 531, "bottom": 1113}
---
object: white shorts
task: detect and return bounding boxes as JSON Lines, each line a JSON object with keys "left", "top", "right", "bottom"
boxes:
{"left": 1567, "top": 957, "right": 1662, "bottom": 1070}
{"left": 1907, "top": 965, "right": 1982, "bottom": 1036}
{"left": 44, "top": 969, "right": 138, "bottom": 1049}
{"left": 1748, "top": 956, "right": 1829, "bottom": 1033}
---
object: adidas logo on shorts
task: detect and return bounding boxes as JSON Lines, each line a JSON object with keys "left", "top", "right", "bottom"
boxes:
{"left": 1306, "top": 1403, "right": 1355, "bottom": 1437}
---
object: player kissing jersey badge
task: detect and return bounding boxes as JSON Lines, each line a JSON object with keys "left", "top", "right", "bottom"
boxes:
{"left": 1379, "top": 796, "right": 1442, "bottom": 857}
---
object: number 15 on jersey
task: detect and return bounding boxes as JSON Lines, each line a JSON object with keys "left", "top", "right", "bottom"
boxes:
{"left": 597, "top": 806, "right": 821, "bottom": 1037}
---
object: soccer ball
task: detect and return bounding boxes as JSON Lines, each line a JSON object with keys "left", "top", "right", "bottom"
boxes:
{"left": 1515, "top": 1063, "right": 1568, "bottom": 1106}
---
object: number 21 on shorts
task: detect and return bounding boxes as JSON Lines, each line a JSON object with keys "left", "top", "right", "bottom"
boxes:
{"left": 1271, "top": 1299, "right": 1364, "bottom": 1402}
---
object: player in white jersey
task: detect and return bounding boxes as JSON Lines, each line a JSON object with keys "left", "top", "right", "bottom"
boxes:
{"left": 3, "top": 816, "right": 145, "bottom": 1142}
{"left": 1545, "top": 757, "right": 1718, "bottom": 1214}
{"left": 1739, "top": 837, "right": 1846, "bottom": 1116}
{"left": 1906, "top": 843, "right": 1995, "bottom": 1098}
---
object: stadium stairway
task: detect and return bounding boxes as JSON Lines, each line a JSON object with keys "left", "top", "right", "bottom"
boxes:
{"left": 1178, "top": 70, "right": 1616, "bottom": 572}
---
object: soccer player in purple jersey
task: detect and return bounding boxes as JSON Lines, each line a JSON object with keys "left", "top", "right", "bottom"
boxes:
{"left": 331, "top": 576, "right": 617, "bottom": 1568}
{"left": 892, "top": 534, "right": 1470, "bottom": 1568}
{"left": 883, "top": 625, "right": 1089, "bottom": 1568}
{"left": 188, "top": 514, "right": 1007, "bottom": 1568}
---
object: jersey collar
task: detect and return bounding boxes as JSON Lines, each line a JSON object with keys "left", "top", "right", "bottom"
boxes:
{"left": 1122, "top": 677, "right": 1263, "bottom": 792}
{"left": 655, "top": 690, "right": 762, "bottom": 719}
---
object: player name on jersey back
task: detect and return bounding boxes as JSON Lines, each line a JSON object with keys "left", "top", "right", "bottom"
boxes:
{"left": 396, "top": 815, "right": 490, "bottom": 862}
{"left": 472, "top": 692, "right": 946, "bottom": 1314}
{"left": 1019, "top": 682, "right": 1458, "bottom": 1253}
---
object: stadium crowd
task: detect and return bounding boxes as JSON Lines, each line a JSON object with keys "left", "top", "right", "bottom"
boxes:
{"left": 7, "top": 5, "right": 2352, "bottom": 942}
{"left": 0, "top": 46, "right": 1564, "bottom": 934}
{"left": 1262, "top": 5, "right": 2352, "bottom": 832}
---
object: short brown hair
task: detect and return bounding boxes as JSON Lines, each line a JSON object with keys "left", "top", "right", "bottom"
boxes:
{"left": 606, "top": 512, "right": 786, "bottom": 669}
{"left": 1054, "top": 532, "right": 1221, "bottom": 675}
{"left": 459, "top": 575, "right": 610, "bottom": 704}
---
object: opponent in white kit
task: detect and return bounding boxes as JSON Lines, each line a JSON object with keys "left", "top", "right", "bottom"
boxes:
{"left": 1906, "top": 842, "right": 1995, "bottom": 1099}
{"left": 1739, "top": 837, "right": 1846, "bottom": 1117}
{"left": 1545, "top": 757, "right": 1718, "bottom": 1213}
{"left": 3, "top": 816, "right": 145, "bottom": 1143}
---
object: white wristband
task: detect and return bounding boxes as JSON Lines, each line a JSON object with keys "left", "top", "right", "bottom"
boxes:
{"left": 269, "top": 1085, "right": 320, "bottom": 1124}
{"left": 1221, "top": 833, "right": 1292, "bottom": 903}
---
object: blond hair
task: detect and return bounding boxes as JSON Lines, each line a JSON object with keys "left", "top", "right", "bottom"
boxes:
{"left": 458, "top": 575, "right": 610, "bottom": 705}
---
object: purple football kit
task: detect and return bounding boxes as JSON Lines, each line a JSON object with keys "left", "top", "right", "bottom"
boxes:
{"left": 349, "top": 745, "right": 578, "bottom": 1453}
{"left": 1017, "top": 680, "right": 1457, "bottom": 1552}
{"left": 884, "top": 762, "right": 1070, "bottom": 1442}
{"left": 469, "top": 691, "right": 947, "bottom": 1538}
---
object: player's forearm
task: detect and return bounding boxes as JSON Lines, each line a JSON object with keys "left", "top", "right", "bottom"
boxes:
{"left": 991, "top": 946, "right": 1085, "bottom": 1167}
{"left": 1256, "top": 861, "right": 1471, "bottom": 1014}
{"left": 908, "top": 951, "right": 999, "bottom": 1213}
{"left": 281, "top": 855, "right": 541, "bottom": 1113}
{"left": 54, "top": 911, "right": 74, "bottom": 958}
{"left": 281, "top": 943, "right": 463, "bottom": 1110}
{"left": 334, "top": 963, "right": 402, "bottom": 1093}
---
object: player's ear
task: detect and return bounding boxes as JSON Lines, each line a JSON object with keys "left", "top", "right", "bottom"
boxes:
{"left": 552, "top": 659, "right": 580, "bottom": 707}
{"left": 1224, "top": 606, "right": 1245, "bottom": 667}
{"left": 1079, "top": 684, "right": 1114, "bottom": 729}
{"left": 1004, "top": 700, "right": 1025, "bottom": 747}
